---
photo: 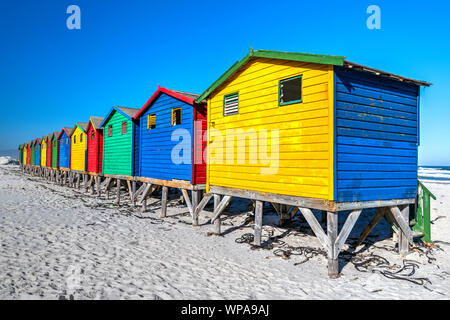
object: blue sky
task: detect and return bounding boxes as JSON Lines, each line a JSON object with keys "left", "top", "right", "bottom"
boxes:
{"left": 0, "top": 0, "right": 449, "bottom": 165}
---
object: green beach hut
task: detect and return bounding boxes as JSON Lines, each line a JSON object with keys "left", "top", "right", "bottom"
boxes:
{"left": 100, "top": 106, "right": 140, "bottom": 176}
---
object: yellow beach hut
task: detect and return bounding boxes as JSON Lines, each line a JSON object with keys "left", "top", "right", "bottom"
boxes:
{"left": 70, "top": 122, "right": 89, "bottom": 172}
{"left": 40, "top": 135, "right": 47, "bottom": 167}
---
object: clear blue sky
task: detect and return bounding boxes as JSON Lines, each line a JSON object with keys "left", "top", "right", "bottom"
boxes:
{"left": 0, "top": 0, "right": 449, "bottom": 165}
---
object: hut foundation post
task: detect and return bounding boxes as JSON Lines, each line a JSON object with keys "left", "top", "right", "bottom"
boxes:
{"left": 115, "top": 179, "right": 121, "bottom": 205}
{"left": 96, "top": 176, "right": 101, "bottom": 197}
{"left": 89, "top": 176, "right": 95, "bottom": 195}
{"left": 254, "top": 200, "right": 264, "bottom": 246}
{"left": 214, "top": 194, "right": 221, "bottom": 235}
{"left": 327, "top": 211, "right": 339, "bottom": 279}
{"left": 160, "top": 186, "right": 168, "bottom": 218}
{"left": 192, "top": 190, "right": 200, "bottom": 226}
{"left": 76, "top": 174, "right": 81, "bottom": 189}
{"left": 397, "top": 205, "right": 410, "bottom": 257}
{"left": 131, "top": 181, "right": 136, "bottom": 207}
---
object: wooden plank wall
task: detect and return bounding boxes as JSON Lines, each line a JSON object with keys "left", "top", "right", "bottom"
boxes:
{"left": 138, "top": 93, "right": 194, "bottom": 182}
{"left": 334, "top": 67, "right": 419, "bottom": 202}
{"left": 58, "top": 132, "right": 71, "bottom": 169}
{"left": 70, "top": 126, "right": 86, "bottom": 172}
{"left": 102, "top": 111, "right": 133, "bottom": 176}
{"left": 193, "top": 102, "right": 207, "bottom": 184}
{"left": 207, "top": 57, "right": 333, "bottom": 199}
{"left": 52, "top": 138, "right": 58, "bottom": 168}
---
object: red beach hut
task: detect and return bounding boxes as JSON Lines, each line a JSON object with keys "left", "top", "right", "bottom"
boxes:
{"left": 86, "top": 117, "right": 104, "bottom": 173}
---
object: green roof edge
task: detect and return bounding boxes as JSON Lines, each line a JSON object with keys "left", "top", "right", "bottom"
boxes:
{"left": 195, "top": 49, "right": 345, "bottom": 102}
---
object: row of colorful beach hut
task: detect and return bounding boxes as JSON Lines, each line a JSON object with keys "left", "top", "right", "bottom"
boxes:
{"left": 18, "top": 49, "right": 432, "bottom": 278}
{"left": 19, "top": 87, "right": 206, "bottom": 185}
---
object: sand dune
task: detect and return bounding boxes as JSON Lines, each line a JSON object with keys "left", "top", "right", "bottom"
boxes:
{"left": 0, "top": 164, "right": 449, "bottom": 299}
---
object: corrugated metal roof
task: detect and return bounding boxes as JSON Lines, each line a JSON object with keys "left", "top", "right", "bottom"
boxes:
{"left": 90, "top": 117, "right": 104, "bottom": 129}
{"left": 117, "top": 106, "right": 140, "bottom": 118}
{"left": 343, "top": 60, "right": 432, "bottom": 87}
{"left": 171, "top": 89, "right": 200, "bottom": 100}
{"left": 78, "top": 122, "right": 89, "bottom": 132}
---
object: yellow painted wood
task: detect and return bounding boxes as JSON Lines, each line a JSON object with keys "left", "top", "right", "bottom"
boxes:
{"left": 23, "top": 147, "right": 27, "bottom": 164}
{"left": 207, "top": 57, "right": 334, "bottom": 200}
{"left": 70, "top": 126, "right": 86, "bottom": 172}
{"left": 327, "top": 65, "right": 334, "bottom": 200}
{"left": 41, "top": 140, "right": 47, "bottom": 167}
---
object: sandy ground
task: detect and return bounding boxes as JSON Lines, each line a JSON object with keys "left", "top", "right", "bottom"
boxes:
{"left": 0, "top": 164, "right": 449, "bottom": 300}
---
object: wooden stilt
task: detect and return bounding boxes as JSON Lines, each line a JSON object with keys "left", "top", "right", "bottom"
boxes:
{"left": 131, "top": 181, "right": 136, "bottom": 207}
{"left": 160, "top": 186, "right": 168, "bottom": 218}
{"left": 327, "top": 212, "right": 339, "bottom": 278}
{"left": 192, "top": 190, "right": 199, "bottom": 226}
{"left": 357, "top": 207, "right": 386, "bottom": 246}
{"left": 115, "top": 179, "right": 121, "bottom": 205}
{"left": 210, "top": 195, "right": 232, "bottom": 223}
{"left": 398, "top": 205, "right": 410, "bottom": 256}
{"left": 214, "top": 194, "right": 221, "bottom": 235}
{"left": 181, "top": 189, "right": 194, "bottom": 217}
{"left": 254, "top": 200, "right": 263, "bottom": 246}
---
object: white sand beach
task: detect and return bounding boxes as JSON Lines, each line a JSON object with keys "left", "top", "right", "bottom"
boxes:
{"left": 0, "top": 162, "right": 449, "bottom": 300}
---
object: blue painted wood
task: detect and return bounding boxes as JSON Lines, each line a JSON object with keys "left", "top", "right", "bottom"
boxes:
{"left": 58, "top": 131, "right": 71, "bottom": 168}
{"left": 133, "top": 119, "right": 140, "bottom": 176}
{"left": 138, "top": 93, "right": 193, "bottom": 182}
{"left": 35, "top": 142, "right": 40, "bottom": 166}
{"left": 335, "top": 67, "right": 419, "bottom": 202}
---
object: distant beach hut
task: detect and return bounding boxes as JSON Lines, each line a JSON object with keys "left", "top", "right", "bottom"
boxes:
{"left": 40, "top": 136, "right": 47, "bottom": 167}
{"left": 22, "top": 144, "right": 27, "bottom": 165}
{"left": 86, "top": 117, "right": 104, "bottom": 173}
{"left": 34, "top": 138, "right": 41, "bottom": 166}
{"left": 50, "top": 131, "right": 59, "bottom": 169}
{"left": 69, "top": 122, "right": 89, "bottom": 172}
{"left": 19, "top": 144, "right": 23, "bottom": 165}
{"left": 26, "top": 142, "right": 31, "bottom": 165}
{"left": 30, "top": 140, "right": 36, "bottom": 166}
{"left": 134, "top": 87, "right": 207, "bottom": 183}
{"left": 100, "top": 107, "right": 140, "bottom": 176}
{"left": 57, "top": 127, "right": 72, "bottom": 169}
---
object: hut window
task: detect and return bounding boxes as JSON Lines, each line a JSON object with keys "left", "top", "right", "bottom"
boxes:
{"left": 91, "top": 131, "right": 95, "bottom": 140}
{"left": 122, "top": 122, "right": 127, "bottom": 134}
{"left": 172, "top": 108, "right": 182, "bottom": 126}
{"left": 66, "top": 138, "right": 69, "bottom": 145}
{"left": 279, "top": 75, "right": 302, "bottom": 106}
{"left": 108, "top": 125, "right": 112, "bottom": 137}
{"left": 80, "top": 133, "right": 83, "bottom": 143}
{"left": 223, "top": 92, "right": 239, "bottom": 116}
{"left": 73, "top": 136, "right": 76, "bottom": 144}
{"left": 147, "top": 114, "right": 156, "bottom": 129}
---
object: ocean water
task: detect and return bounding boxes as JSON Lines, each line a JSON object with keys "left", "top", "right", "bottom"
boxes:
{"left": 418, "top": 166, "right": 450, "bottom": 183}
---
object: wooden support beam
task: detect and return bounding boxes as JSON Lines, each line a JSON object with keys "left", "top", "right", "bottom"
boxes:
{"left": 254, "top": 200, "right": 263, "bottom": 246}
{"left": 389, "top": 206, "right": 413, "bottom": 247}
{"left": 127, "top": 180, "right": 133, "bottom": 204}
{"left": 115, "top": 179, "right": 121, "bottom": 205}
{"left": 139, "top": 184, "right": 153, "bottom": 205}
{"left": 299, "top": 207, "right": 331, "bottom": 253}
{"left": 289, "top": 206, "right": 299, "bottom": 219}
{"left": 357, "top": 207, "right": 386, "bottom": 246}
{"left": 396, "top": 205, "right": 410, "bottom": 256}
{"left": 210, "top": 195, "right": 232, "bottom": 223}
{"left": 181, "top": 189, "right": 194, "bottom": 217}
{"left": 192, "top": 191, "right": 200, "bottom": 226}
{"left": 160, "top": 186, "right": 168, "bottom": 218}
{"left": 333, "top": 210, "right": 362, "bottom": 259}
{"left": 194, "top": 193, "right": 213, "bottom": 218}
{"left": 214, "top": 194, "right": 221, "bottom": 235}
{"left": 133, "top": 183, "right": 146, "bottom": 202}
{"left": 131, "top": 181, "right": 136, "bottom": 207}
{"left": 327, "top": 212, "right": 339, "bottom": 278}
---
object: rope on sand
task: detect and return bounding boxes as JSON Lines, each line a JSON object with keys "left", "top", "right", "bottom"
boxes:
{"left": 234, "top": 227, "right": 438, "bottom": 287}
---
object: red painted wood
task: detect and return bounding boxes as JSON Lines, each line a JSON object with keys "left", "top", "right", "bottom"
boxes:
{"left": 87, "top": 122, "right": 103, "bottom": 173}
{"left": 27, "top": 145, "right": 31, "bottom": 165}
{"left": 46, "top": 139, "right": 52, "bottom": 167}
{"left": 134, "top": 86, "right": 196, "bottom": 119}
{"left": 192, "top": 102, "right": 207, "bottom": 184}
